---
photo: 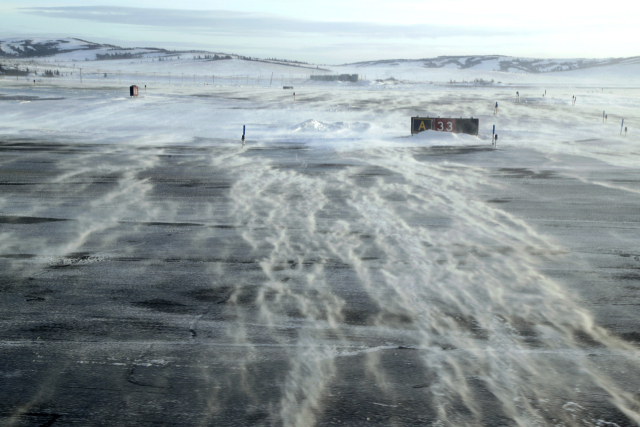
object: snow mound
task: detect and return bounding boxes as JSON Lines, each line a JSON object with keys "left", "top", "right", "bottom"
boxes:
{"left": 291, "top": 119, "right": 370, "bottom": 132}
{"left": 411, "top": 130, "right": 481, "bottom": 145}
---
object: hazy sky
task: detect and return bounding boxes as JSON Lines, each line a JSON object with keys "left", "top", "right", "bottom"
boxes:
{"left": 1, "top": 0, "right": 638, "bottom": 63}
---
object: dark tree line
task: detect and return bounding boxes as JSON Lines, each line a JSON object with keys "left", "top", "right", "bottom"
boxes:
{"left": 194, "top": 54, "right": 232, "bottom": 60}
{"left": 449, "top": 78, "right": 495, "bottom": 85}
{"left": 191, "top": 53, "right": 310, "bottom": 65}
{"left": 264, "top": 57, "right": 310, "bottom": 65}
{"left": 96, "top": 52, "right": 143, "bottom": 60}
{"left": 0, "top": 42, "right": 61, "bottom": 58}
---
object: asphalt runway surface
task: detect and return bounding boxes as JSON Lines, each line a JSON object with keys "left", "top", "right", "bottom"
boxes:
{"left": 1, "top": 85, "right": 640, "bottom": 427}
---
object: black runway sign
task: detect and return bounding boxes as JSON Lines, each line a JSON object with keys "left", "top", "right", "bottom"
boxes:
{"left": 411, "top": 117, "right": 433, "bottom": 134}
{"left": 412, "top": 117, "right": 479, "bottom": 136}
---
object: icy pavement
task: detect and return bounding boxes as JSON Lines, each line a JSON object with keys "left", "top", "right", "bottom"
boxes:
{"left": 1, "top": 78, "right": 639, "bottom": 427}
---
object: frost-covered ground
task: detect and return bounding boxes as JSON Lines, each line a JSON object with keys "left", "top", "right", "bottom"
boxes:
{"left": 4, "top": 37, "right": 640, "bottom": 87}
{"left": 1, "top": 62, "right": 640, "bottom": 427}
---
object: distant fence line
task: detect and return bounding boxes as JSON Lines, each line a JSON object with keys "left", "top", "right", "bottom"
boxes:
{"left": 0, "top": 66, "right": 362, "bottom": 86}
{"left": 310, "top": 74, "right": 359, "bottom": 82}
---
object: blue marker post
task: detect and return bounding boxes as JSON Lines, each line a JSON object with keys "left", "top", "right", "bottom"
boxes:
{"left": 242, "top": 125, "right": 246, "bottom": 147}
{"left": 620, "top": 119, "right": 624, "bottom": 136}
{"left": 492, "top": 125, "right": 496, "bottom": 146}
{"left": 494, "top": 102, "right": 498, "bottom": 115}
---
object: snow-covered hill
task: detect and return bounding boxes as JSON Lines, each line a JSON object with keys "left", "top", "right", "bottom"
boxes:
{"left": 0, "top": 38, "right": 318, "bottom": 67}
{"left": 0, "top": 37, "right": 123, "bottom": 58}
{"left": 2, "top": 37, "right": 640, "bottom": 86}
{"left": 0, "top": 37, "right": 190, "bottom": 63}
{"left": 4, "top": 38, "right": 640, "bottom": 75}
{"left": 350, "top": 55, "right": 640, "bottom": 74}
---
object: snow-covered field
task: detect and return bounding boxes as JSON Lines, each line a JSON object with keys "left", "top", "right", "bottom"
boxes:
{"left": 1, "top": 57, "right": 640, "bottom": 427}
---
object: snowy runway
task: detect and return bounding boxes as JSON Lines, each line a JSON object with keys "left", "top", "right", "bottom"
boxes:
{"left": 1, "top": 77, "right": 639, "bottom": 426}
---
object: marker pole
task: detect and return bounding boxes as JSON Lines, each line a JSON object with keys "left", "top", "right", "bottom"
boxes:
{"left": 603, "top": 111, "right": 605, "bottom": 123}
{"left": 242, "top": 125, "right": 246, "bottom": 147}
{"left": 492, "top": 125, "right": 495, "bottom": 145}
{"left": 270, "top": 72, "right": 273, "bottom": 87}
{"left": 621, "top": 119, "right": 624, "bottom": 135}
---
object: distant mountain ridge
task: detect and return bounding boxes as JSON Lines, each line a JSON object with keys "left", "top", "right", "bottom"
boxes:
{"left": 3, "top": 38, "right": 639, "bottom": 74}
{"left": 349, "top": 55, "right": 640, "bottom": 73}
{"left": 0, "top": 38, "right": 113, "bottom": 58}
{"left": 0, "top": 37, "right": 325, "bottom": 71}
{"left": 0, "top": 37, "right": 174, "bottom": 59}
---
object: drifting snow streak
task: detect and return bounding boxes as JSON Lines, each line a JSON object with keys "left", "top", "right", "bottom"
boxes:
{"left": 1, "top": 137, "right": 639, "bottom": 426}
{"left": 227, "top": 146, "right": 640, "bottom": 426}
{"left": 0, "top": 147, "right": 161, "bottom": 271}
{"left": 291, "top": 119, "right": 371, "bottom": 133}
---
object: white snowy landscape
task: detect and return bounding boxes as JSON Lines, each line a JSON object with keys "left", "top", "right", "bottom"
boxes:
{"left": 1, "top": 37, "right": 640, "bottom": 427}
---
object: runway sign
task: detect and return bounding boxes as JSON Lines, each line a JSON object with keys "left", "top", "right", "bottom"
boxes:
{"left": 130, "top": 85, "right": 138, "bottom": 97}
{"left": 434, "top": 118, "right": 456, "bottom": 133}
{"left": 455, "top": 118, "right": 479, "bottom": 136}
{"left": 411, "top": 117, "right": 433, "bottom": 134}
{"left": 411, "top": 117, "right": 479, "bottom": 136}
